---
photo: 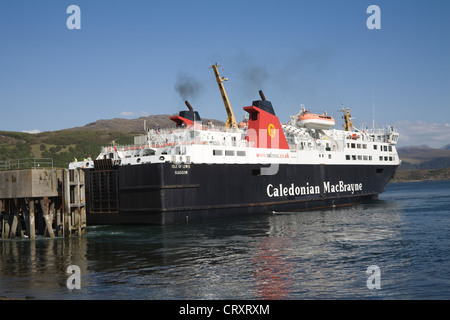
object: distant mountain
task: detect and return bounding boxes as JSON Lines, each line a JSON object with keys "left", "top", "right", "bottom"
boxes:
{"left": 65, "top": 114, "right": 225, "bottom": 134}
{"left": 397, "top": 145, "right": 450, "bottom": 170}
{"left": 441, "top": 144, "right": 450, "bottom": 150}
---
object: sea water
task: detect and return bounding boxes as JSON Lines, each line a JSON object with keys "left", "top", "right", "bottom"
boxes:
{"left": 1, "top": 180, "right": 449, "bottom": 300}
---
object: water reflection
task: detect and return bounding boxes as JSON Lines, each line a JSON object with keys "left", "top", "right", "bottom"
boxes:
{"left": 0, "top": 199, "right": 412, "bottom": 300}
{"left": 252, "top": 236, "right": 294, "bottom": 299}
{"left": 255, "top": 202, "right": 406, "bottom": 299}
{"left": 0, "top": 237, "right": 88, "bottom": 299}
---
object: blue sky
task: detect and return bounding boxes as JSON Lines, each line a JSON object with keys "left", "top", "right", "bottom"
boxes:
{"left": 1, "top": 0, "right": 449, "bottom": 147}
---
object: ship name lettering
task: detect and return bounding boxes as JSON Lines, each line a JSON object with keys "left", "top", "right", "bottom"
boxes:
{"left": 267, "top": 183, "right": 320, "bottom": 198}
{"left": 323, "top": 181, "right": 363, "bottom": 194}
{"left": 267, "top": 181, "right": 363, "bottom": 197}
{"left": 172, "top": 164, "right": 190, "bottom": 169}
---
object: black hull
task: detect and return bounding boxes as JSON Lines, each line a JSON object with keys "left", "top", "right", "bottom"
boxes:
{"left": 84, "top": 163, "right": 399, "bottom": 225}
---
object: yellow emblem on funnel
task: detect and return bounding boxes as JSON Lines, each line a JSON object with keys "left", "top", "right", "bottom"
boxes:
{"left": 268, "top": 124, "right": 276, "bottom": 138}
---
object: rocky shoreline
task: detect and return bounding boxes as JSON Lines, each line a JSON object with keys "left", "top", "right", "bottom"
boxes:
{"left": 391, "top": 167, "right": 450, "bottom": 183}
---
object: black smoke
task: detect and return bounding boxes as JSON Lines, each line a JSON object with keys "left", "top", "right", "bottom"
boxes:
{"left": 174, "top": 72, "right": 202, "bottom": 101}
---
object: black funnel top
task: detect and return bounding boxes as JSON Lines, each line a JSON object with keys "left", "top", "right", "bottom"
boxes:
{"left": 179, "top": 110, "right": 202, "bottom": 122}
{"left": 252, "top": 100, "right": 276, "bottom": 116}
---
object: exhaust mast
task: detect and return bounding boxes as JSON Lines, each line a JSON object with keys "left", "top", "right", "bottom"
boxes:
{"left": 259, "top": 90, "right": 266, "bottom": 101}
{"left": 185, "top": 100, "right": 194, "bottom": 112}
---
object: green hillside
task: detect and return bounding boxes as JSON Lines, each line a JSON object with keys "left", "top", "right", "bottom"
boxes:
{"left": 0, "top": 130, "right": 134, "bottom": 168}
{"left": 394, "top": 145, "right": 450, "bottom": 182}
{"left": 392, "top": 168, "right": 450, "bottom": 182}
{"left": 0, "top": 114, "right": 224, "bottom": 169}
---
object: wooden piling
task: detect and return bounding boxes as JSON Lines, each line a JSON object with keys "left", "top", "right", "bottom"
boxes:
{"left": 0, "top": 168, "right": 86, "bottom": 240}
{"left": 28, "top": 200, "right": 36, "bottom": 240}
{"left": 6, "top": 199, "right": 21, "bottom": 238}
{"left": 40, "top": 198, "right": 55, "bottom": 238}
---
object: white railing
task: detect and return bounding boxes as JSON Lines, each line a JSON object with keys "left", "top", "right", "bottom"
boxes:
{"left": 0, "top": 158, "right": 54, "bottom": 170}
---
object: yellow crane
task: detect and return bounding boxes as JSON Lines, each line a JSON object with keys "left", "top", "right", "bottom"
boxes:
{"left": 210, "top": 64, "right": 238, "bottom": 129}
{"left": 339, "top": 105, "right": 353, "bottom": 131}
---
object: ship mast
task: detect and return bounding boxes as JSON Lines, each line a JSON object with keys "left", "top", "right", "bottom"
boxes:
{"left": 340, "top": 104, "right": 353, "bottom": 131}
{"left": 210, "top": 64, "right": 238, "bottom": 129}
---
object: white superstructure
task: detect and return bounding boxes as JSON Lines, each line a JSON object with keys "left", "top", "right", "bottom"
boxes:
{"left": 70, "top": 107, "right": 400, "bottom": 170}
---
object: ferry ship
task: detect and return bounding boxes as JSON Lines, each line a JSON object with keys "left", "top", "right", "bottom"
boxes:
{"left": 70, "top": 64, "right": 401, "bottom": 225}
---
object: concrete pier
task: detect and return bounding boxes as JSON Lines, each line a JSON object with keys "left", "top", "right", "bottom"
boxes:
{"left": 0, "top": 168, "right": 86, "bottom": 239}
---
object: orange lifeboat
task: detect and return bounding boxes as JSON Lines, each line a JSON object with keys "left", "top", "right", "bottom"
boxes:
{"left": 297, "top": 110, "right": 335, "bottom": 130}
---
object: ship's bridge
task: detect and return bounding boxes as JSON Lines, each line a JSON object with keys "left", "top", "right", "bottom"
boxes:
{"left": 363, "top": 126, "right": 399, "bottom": 145}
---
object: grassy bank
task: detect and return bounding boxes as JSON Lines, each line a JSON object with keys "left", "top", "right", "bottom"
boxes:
{"left": 392, "top": 167, "right": 450, "bottom": 182}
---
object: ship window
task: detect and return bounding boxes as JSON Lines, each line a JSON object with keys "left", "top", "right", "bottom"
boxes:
{"left": 141, "top": 148, "right": 155, "bottom": 156}
{"left": 374, "top": 145, "right": 377, "bottom": 150}
{"left": 346, "top": 155, "right": 350, "bottom": 160}
{"left": 213, "top": 150, "right": 223, "bottom": 156}
{"left": 357, "top": 144, "right": 361, "bottom": 149}
{"left": 352, "top": 155, "right": 356, "bottom": 160}
{"left": 358, "top": 155, "right": 362, "bottom": 160}
{"left": 250, "top": 112, "right": 258, "bottom": 121}
{"left": 237, "top": 151, "right": 246, "bottom": 156}
{"left": 328, "top": 154, "right": 332, "bottom": 159}
{"left": 389, "top": 146, "right": 392, "bottom": 152}
{"left": 389, "top": 157, "right": 393, "bottom": 161}
{"left": 384, "top": 156, "right": 388, "bottom": 161}
{"left": 384, "top": 146, "right": 388, "bottom": 151}
{"left": 363, "top": 144, "right": 367, "bottom": 149}
{"left": 369, "top": 156, "right": 372, "bottom": 161}
{"left": 363, "top": 155, "right": 368, "bottom": 161}
{"left": 379, "top": 156, "right": 383, "bottom": 161}
{"left": 351, "top": 143, "right": 356, "bottom": 148}
{"left": 225, "top": 150, "right": 235, "bottom": 156}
